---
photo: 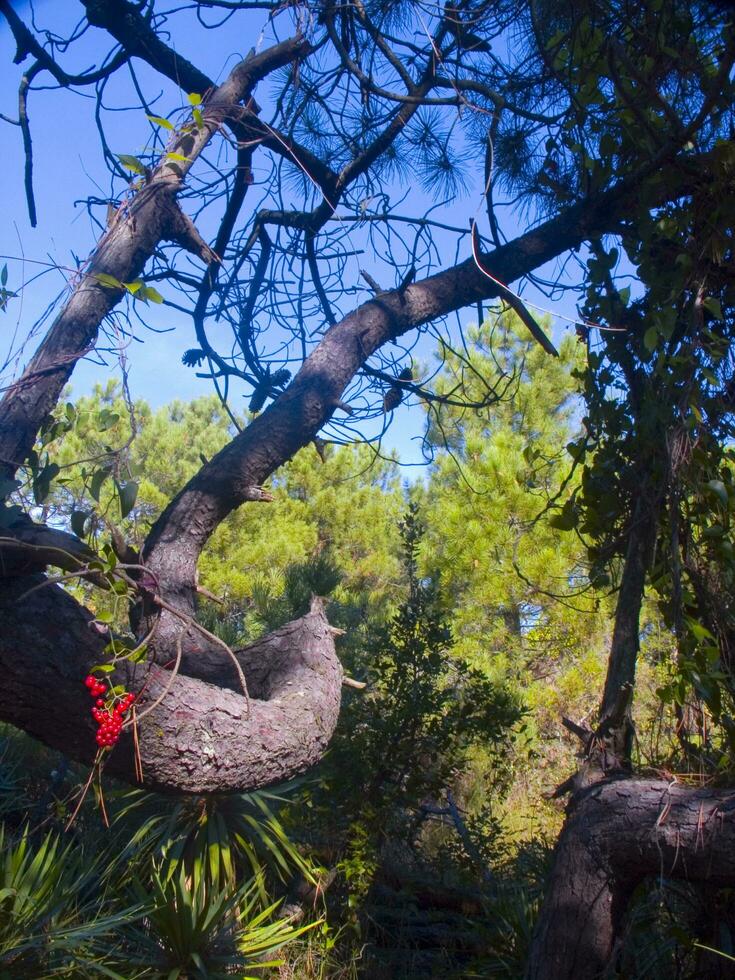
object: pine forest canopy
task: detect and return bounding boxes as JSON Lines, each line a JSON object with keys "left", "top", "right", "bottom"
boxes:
{"left": 1, "top": 1, "right": 735, "bottom": 977}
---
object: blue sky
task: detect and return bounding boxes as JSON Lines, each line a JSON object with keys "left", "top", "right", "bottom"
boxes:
{"left": 0, "top": 2, "right": 601, "bottom": 467}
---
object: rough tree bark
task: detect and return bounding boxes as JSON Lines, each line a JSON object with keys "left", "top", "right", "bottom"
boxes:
{"left": 0, "top": 4, "right": 728, "bottom": 798}
{"left": 526, "top": 778, "right": 735, "bottom": 980}
{"left": 0, "top": 146, "right": 721, "bottom": 794}
{"left": 0, "top": 575, "right": 342, "bottom": 794}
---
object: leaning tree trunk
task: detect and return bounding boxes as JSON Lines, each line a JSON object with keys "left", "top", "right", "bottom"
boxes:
{"left": 0, "top": 5, "right": 718, "bottom": 794}
{"left": 526, "top": 479, "right": 667, "bottom": 978}
{"left": 525, "top": 778, "right": 735, "bottom": 979}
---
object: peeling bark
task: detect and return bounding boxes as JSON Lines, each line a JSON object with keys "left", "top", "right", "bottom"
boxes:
{"left": 526, "top": 777, "right": 735, "bottom": 980}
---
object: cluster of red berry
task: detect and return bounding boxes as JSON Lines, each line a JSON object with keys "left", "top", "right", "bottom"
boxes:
{"left": 83, "top": 675, "right": 135, "bottom": 749}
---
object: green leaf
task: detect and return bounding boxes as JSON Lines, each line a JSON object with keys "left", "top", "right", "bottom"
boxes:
{"left": 703, "top": 524, "right": 725, "bottom": 538}
{"left": 117, "top": 480, "right": 139, "bottom": 519}
{"left": 90, "top": 467, "right": 111, "bottom": 503}
{"left": 686, "top": 618, "right": 716, "bottom": 642}
{"left": 192, "top": 107, "right": 204, "bottom": 128}
{"left": 166, "top": 152, "right": 189, "bottom": 163}
{"left": 706, "top": 479, "right": 729, "bottom": 508}
{"left": 0, "top": 286, "right": 18, "bottom": 312}
{"left": 565, "top": 439, "right": 586, "bottom": 462}
{"left": 116, "top": 153, "right": 148, "bottom": 175}
{"left": 33, "top": 462, "right": 60, "bottom": 504}
{"left": 1, "top": 264, "right": 7, "bottom": 286}
{"left": 97, "top": 409, "right": 120, "bottom": 432}
{"left": 147, "top": 114, "right": 174, "bottom": 130}
{"left": 643, "top": 325, "right": 658, "bottom": 352}
{"left": 703, "top": 297, "right": 723, "bottom": 321}
{"left": 140, "top": 284, "right": 164, "bottom": 304}
{"left": 71, "top": 509, "right": 89, "bottom": 538}
{"left": 93, "top": 273, "right": 124, "bottom": 291}
{"left": 187, "top": 92, "right": 202, "bottom": 105}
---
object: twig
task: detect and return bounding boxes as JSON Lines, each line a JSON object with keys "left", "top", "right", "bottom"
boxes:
{"left": 131, "top": 634, "right": 183, "bottom": 725}
{"left": 152, "top": 594, "right": 251, "bottom": 716}
{"left": 342, "top": 676, "right": 366, "bottom": 690}
{"left": 64, "top": 759, "right": 98, "bottom": 832}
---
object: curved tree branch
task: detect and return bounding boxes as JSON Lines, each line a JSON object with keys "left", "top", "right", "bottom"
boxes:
{"left": 526, "top": 777, "right": 735, "bottom": 979}
{"left": 0, "top": 33, "right": 310, "bottom": 485}
{"left": 0, "top": 576, "right": 342, "bottom": 795}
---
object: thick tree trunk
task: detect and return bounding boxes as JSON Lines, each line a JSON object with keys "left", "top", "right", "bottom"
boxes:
{"left": 0, "top": 577, "right": 342, "bottom": 794}
{"left": 0, "top": 4, "right": 721, "bottom": 793}
{"left": 526, "top": 777, "right": 735, "bottom": 979}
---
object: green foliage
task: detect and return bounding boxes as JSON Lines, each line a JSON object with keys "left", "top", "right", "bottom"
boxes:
{"left": 421, "top": 312, "right": 611, "bottom": 757}
{"left": 111, "top": 786, "right": 315, "bottom": 897}
{"left": 0, "top": 824, "right": 141, "bottom": 977}
{"left": 0, "top": 728, "right": 319, "bottom": 979}
{"left": 36, "top": 385, "right": 404, "bottom": 642}
{"left": 343, "top": 503, "right": 521, "bottom": 817}
{"left": 126, "top": 862, "right": 313, "bottom": 979}
{"left": 555, "top": 128, "right": 735, "bottom": 763}
{"left": 290, "top": 503, "right": 522, "bottom": 958}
